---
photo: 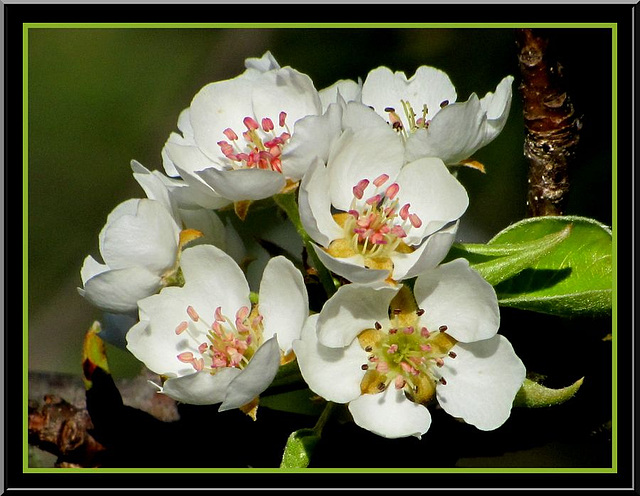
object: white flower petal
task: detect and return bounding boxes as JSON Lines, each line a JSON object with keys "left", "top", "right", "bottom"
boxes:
{"left": 81, "top": 266, "right": 163, "bottom": 314}
{"left": 319, "top": 79, "right": 361, "bottom": 110}
{"left": 178, "top": 207, "right": 227, "bottom": 251}
{"left": 404, "top": 94, "right": 486, "bottom": 165}
{"left": 259, "top": 256, "right": 308, "bottom": 352}
{"left": 161, "top": 368, "right": 242, "bottom": 406}
{"left": 317, "top": 283, "right": 398, "bottom": 348}
{"left": 219, "top": 336, "right": 282, "bottom": 411}
{"left": 326, "top": 127, "right": 403, "bottom": 212}
{"left": 100, "top": 199, "right": 180, "bottom": 273}
{"left": 189, "top": 76, "right": 256, "bottom": 160}
{"left": 391, "top": 222, "right": 458, "bottom": 281}
{"left": 348, "top": 387, "right": 432, "bottom": 439}
{"left": 98, "top": 198, "right": 139, "bottom": 251}
{"left": 361, "top": 65, "right": 457, "bottom": 126}
{"left": 80, "top": 255, "right": 108, "bottom": 284}
{"left": 128, "top": 286, "right": 206, "bottom": 376}
{"left": 414, "top": 259, "right": 500, "bottom": 343}
{"left": 480, "top": 75, "right": 514, "bottom": 140}
{"left": 196, "top": 167, "right": 286, "bottom": 202}
{"left": 395, "top": 157, "right": 469, "bottom": 242}
{"left": 131, "top": 160, "right": 181, "bottom": 223}
{"left": 244, "top": 51, "right": 281, "bottom": 72}
{"left": 312, "top": 244, "right": 389, "bottom": 285}
{"left": 341, "top": 101, "right": 390, "bottom": 133}
{"left": 436, "top": 335, "right": 526, "bottom": 430}
{"left": 298, "top": 159, "right": 343, "bottom": 247}
{"left": 178, "top": 244, "right": 251, "bottom": 315}
{"left": 293, "top": 314, "right": 367, "bottom": 404}
{"left": 171, "top": 162, "right": 232, "bottom": 210}
{"left": 280, "top": 103, "right": 342, "bottom": 180}
{"left": 250, "top": 68, "right": 322, "bottom": 128}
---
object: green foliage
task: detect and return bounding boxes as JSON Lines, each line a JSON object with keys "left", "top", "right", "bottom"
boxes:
{"left": 449, "top": 216, "right": 612, "bottom": 317}
{"left": 514, "top": 377, "right": 584, "bottom": 408}
{"left": 280, "top": 428, "right": 321, "bottom": 469}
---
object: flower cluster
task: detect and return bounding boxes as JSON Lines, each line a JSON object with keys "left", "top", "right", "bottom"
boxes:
{"left": 79, "top": 51, "right": 524, "bottom": 441}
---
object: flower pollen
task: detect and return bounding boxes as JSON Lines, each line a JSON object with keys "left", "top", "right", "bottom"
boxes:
{"left": 328, "top": 176, "right": 422, "bottom": 266}
{"left": 217, "top": 111, "right": 294, "bottom": 173}
{"left": 175, "top": 304, "right": 264, "bottom": 374}
{"left": 357, "top": 307, "right": 457, "bottom": 405}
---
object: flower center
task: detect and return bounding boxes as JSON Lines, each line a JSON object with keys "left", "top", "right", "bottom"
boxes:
{"left": 357, "top": 307, "right": 457, "bottom": 405}
{"left": 216, "top": 112, "right": 292, "bottom": 173}
{"left": 327, "top": 174, "right": 421, "bottom": 270}
{"left": 174, "top": 304, "right": 264, "bottom": 373}
{"left": 384, "top": 98, "right": 449, "bottom": 140}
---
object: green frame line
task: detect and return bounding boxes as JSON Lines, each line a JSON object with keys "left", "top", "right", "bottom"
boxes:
{"left": 23, "top": 22, "right": 618, "bottom": 476}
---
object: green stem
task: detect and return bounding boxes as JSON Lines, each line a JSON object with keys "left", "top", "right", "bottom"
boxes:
{"left": 273, "top": 192, "right": 337, "bottom": 298}
{"left": 312, "top": 401, "right": 336, "bottom": 437}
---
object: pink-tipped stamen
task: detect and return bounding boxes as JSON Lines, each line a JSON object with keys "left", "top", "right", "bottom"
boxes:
{"left": 223, "top": 128, "right": 238, "bottom": 141}
{"left": 243, "top": 116, "right": 259, "bottom": 131}
{"left": 261, "top": 117, "right": 274, "bottom": 132}
{"left": 399, "top": 203, "right": 411, "bottom": 221}
{"left": 177, "top": 352, "right": 195, "bottom": 363}
{"left": 385, "top": 183, "right": 400, "bottom": 200}
{"left": 409, "top": 213, "right": 423, "bottom": 228}
{"left": 352, "top": 179, "right": 369, "bottom": 200}
{"left": 186, "top": 306, "right": 199, "bottom": 322}
{"left": 175, "top": 321, "right": 188, "bottom": 335}
{"left": 373, "top": 173, "right": 389, "bottom": 187}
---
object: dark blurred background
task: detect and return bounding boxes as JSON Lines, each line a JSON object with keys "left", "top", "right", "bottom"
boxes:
{"left": 27, "top": 27, "right": 613, "bottom": 467}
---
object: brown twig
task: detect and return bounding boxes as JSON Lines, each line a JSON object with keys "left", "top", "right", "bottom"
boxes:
{"left": 28, "top": 394, "right": 106, "bottom": 467}
{"left": 516, "top": 28, "right": 582, "bottom": 217}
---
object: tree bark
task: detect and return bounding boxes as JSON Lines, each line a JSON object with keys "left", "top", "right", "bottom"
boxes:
{"left": 516, "top": 28, "right": 582, "bottom": 217}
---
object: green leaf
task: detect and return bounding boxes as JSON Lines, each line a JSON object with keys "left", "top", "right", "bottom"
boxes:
{"left": 260, "top": 389, "right": 325, "bottom": 417}
{"left": 490, "top": 216, "right": 612, "bottom": 316}
{"left": 448, "top": 224, "right": 572, "bottom": 286}
{"left": 513, "top": 377, "right": 584, "bottom": 408}
{"left": 280, "top": 428, "right": 321, "bottom": 468}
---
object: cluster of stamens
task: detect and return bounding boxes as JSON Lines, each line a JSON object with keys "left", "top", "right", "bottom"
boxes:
{"left": 383, "top": 99, "right": 449, "bottom": 140}
{"left": 174, "top": 304, "right": 263, "bottom": 373}
{"left": 358, "top": 307, "right": 456, "bottom": 405}
{"left": 217, "top": 112, "right": 292, "bottom": 173}
{"left": 342, "top": 174, "right": 422, "bottom": 258}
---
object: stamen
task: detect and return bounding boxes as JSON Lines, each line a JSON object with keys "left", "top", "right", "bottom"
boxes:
{"left": 403, "top": 326, "right": 414, "bottom": 335}
{"left": 373, "top": 174, "right": 389, "bottom": 187}
{"left": 385, "top": 183, "right": 399, "bottom": 200}
{"left": 440, "top": 100, "right": 449, "bottom": 108}
{"left": 374, "top": 321, "right": 382, "bottom": 330}
{"left": 409, "top": 213, "right": 423, "bottom": 228}
{"left": 353, "top": 179, "right": 370, "bottom": 200}
{"left": 223, "top": 128, "right": 238, "bottom": 141}
{"left": 421, "top": 327, "right": 430, "bottom": 337}
{"left": 448, "top": 351, "right": 457, "bottom": 359}
{"left": 439, "top": 325, "right": 448, "bottom": 332}
{"left": 243, "top": 116, "right": 259, "bottom": 131}
{"left": 439, "top": 377, "right": 447, "bottom": 385}
{"left": 279, "top": 111, "right": 287, "bottom": 127}
{"left": 186, "top": 306, "right": 200, "bottom": 322}
{"left": 177, "top": 352, "right": 194, "bottom": 363}
{"left": 387, "top": 344, "right": 398, "bottom": 354}
{"left": 361, "top": 364, "right": 369, "bottom": 370}
{"left": 261, "top": 117, "right": 274, "bottom": 132}
{"left": 416, "top": 308, "right": 425, "bottom": 316}
{"left": 175, "top": 321, "right": 188, "bottom": 335}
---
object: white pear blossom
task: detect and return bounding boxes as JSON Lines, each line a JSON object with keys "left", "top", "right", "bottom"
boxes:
{"left": 126, "top": 245, "right": 309, "bottom": 410}
{"left": 162, "top": 52, "right": 343, "bottom": 203}
{"left": 333, "top": 65, "right": 513, "bottom": 165}
{"left": 78, "top": 198, "right": 183, "bottom": 314}
{"left": 293, "top": 259, "right": 526, "bottom": 439}
{"left": 298, "top": 125, "right": 468, "bottom": 285}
